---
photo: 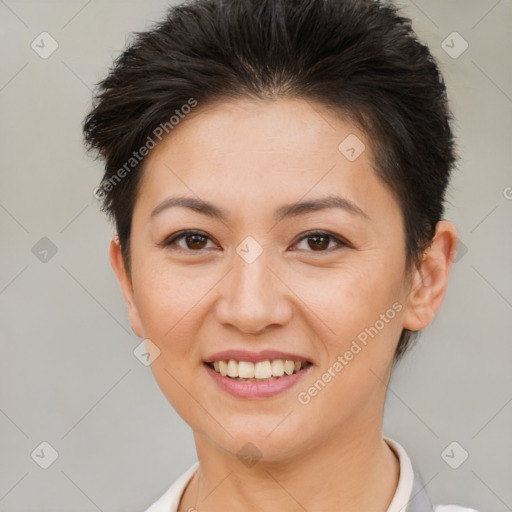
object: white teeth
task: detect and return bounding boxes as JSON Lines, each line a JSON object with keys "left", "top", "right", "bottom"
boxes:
{"left": 254, "top": 361, "right": 272, "bottom": 379}
{"left": 227, "top": 360, "right": 238, "bottom": 378}
{"left": 284, "top": 360, "right": 295, "bottom": 375}
{"left": 219, "top": 360, "right": 228, "bottom": 376}
{"left": 208, "top": 358, "right": 307, "bottom": 379}
{"left": 271, "top": 359, "right": 284, "bottom": 376}
{"left": 236, "top": 376, "right": 277, "bottom": 382}
{"left": 238, "top": 361, "right": 255, "bottom": 378}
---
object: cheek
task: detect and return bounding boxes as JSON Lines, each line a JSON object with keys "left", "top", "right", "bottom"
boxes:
{"left": 295, "top": 259, "right": 405, "bottom": 397}
{"left": 291, "top": 261, "right": 402, "bottom": 341}
{"left": 131, "top": 261, "right": 211, "bottom": 421}
{"left": 132, "top": 253, "right": 211, "bottom": 340}
{"left": 292, "top": 270, "right": 403, "bottom": 433}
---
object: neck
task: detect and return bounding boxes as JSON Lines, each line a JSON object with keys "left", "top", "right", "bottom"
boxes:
{"left": 179, "top": 426, "right": 400, "bottom": 512}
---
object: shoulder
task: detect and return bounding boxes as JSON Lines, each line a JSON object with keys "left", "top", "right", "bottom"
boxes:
{"left": 384, "top": 437, "right": 481, "bottom": 512}
{"left": 435, "top": 506, "right": 481, "bottom": 512}
{"left": 144, "top": 461, "right": 199, "bottom": 512}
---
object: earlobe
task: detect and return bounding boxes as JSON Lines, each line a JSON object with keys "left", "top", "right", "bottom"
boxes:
{"left": 109, "top": 236, "right": 144, "bottom": 338}
{"left": 402, "top": 220, "right": 458, "bottom": 332}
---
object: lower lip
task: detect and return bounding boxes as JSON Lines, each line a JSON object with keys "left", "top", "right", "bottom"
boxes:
{"left": 204, "top": 363, "right": 313, "bottom": 399}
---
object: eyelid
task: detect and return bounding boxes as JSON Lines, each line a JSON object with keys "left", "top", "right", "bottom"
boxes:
{"left": 160, "top": 229, "right": 217, "bottom": 250}
{"left": 292, "top": 230, "right": 351, "bottom": 251}
{"left": 160, "top": 229, "right": 351, "bottom": 253}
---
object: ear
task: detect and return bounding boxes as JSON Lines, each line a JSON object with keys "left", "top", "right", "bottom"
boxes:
{"left": 402, "top": 220, "right": 458, "bottom": 332}
{"left": 109, "top": 236, "right": 144, "bottom": 338}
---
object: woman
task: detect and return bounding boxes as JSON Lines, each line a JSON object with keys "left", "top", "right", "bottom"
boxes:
{"left": 83, "top": 0, "right": 480, "bottom": 510}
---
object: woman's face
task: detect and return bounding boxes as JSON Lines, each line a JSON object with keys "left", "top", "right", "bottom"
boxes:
{"left": 112, "top": 97, "right": 423, "bottom": 460}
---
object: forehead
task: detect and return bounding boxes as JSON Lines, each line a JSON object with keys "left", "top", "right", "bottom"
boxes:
{"left": 148, "top": 97, "right": 364, "bottom": 161}
{"left": 134, "top": 97, "right": 400, "bottom": 228}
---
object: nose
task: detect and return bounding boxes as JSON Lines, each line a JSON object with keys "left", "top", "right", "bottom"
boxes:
{"left": 215, "top": 249, "right": 293, "bottom": 334}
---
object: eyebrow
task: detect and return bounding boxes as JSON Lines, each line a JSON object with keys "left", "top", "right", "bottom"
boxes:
{"left": 149, "top": 194, "right": 369, "bottom": 222}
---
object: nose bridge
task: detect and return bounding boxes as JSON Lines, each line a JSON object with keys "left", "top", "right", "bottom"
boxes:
{"left": 216, "top": 243, "right": 291, "bottom": 333}
{"left": 234, "top": 249, "right": 273, "bottom": 300}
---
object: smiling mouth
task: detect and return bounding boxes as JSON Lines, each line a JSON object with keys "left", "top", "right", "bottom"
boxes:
{"left": 205, "top": 359, "right": 313, "bottom": 382}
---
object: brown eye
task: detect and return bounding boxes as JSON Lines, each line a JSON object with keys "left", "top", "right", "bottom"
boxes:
{"left": 162, "top": 230, "right": 216, "bottom": 251}
{"left": 307, "top": 234, "right": 330, "bottom": 251}
{"left": 184, "top": 233, "right": 208, "bottom": 250}
{"left": 294, "top": 231, "right": 348, "bottom": 252}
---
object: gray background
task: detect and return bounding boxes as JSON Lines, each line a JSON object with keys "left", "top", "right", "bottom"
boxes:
{"left": 1, "top": 1, "right": 511, "bottom": 511}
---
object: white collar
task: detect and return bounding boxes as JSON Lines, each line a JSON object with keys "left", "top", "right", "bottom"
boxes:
{"left": 145, "top": 436, "right": 433, "bottom": 512}
{"left": 384, "top": 437, "right": 433, "bottom": 512}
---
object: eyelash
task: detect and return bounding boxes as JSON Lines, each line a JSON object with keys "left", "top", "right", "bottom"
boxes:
{"left": 160, "top": 229, "right": 350, "bottom": 254}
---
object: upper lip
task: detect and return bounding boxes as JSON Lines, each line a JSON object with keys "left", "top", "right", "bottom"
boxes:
{"left": 204, "top": 349, "right": 312, "bottom": 364}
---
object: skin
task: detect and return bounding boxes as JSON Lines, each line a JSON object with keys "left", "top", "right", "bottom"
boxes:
{"left": 110, "top": 97, "right": 458, "bottom": 512}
